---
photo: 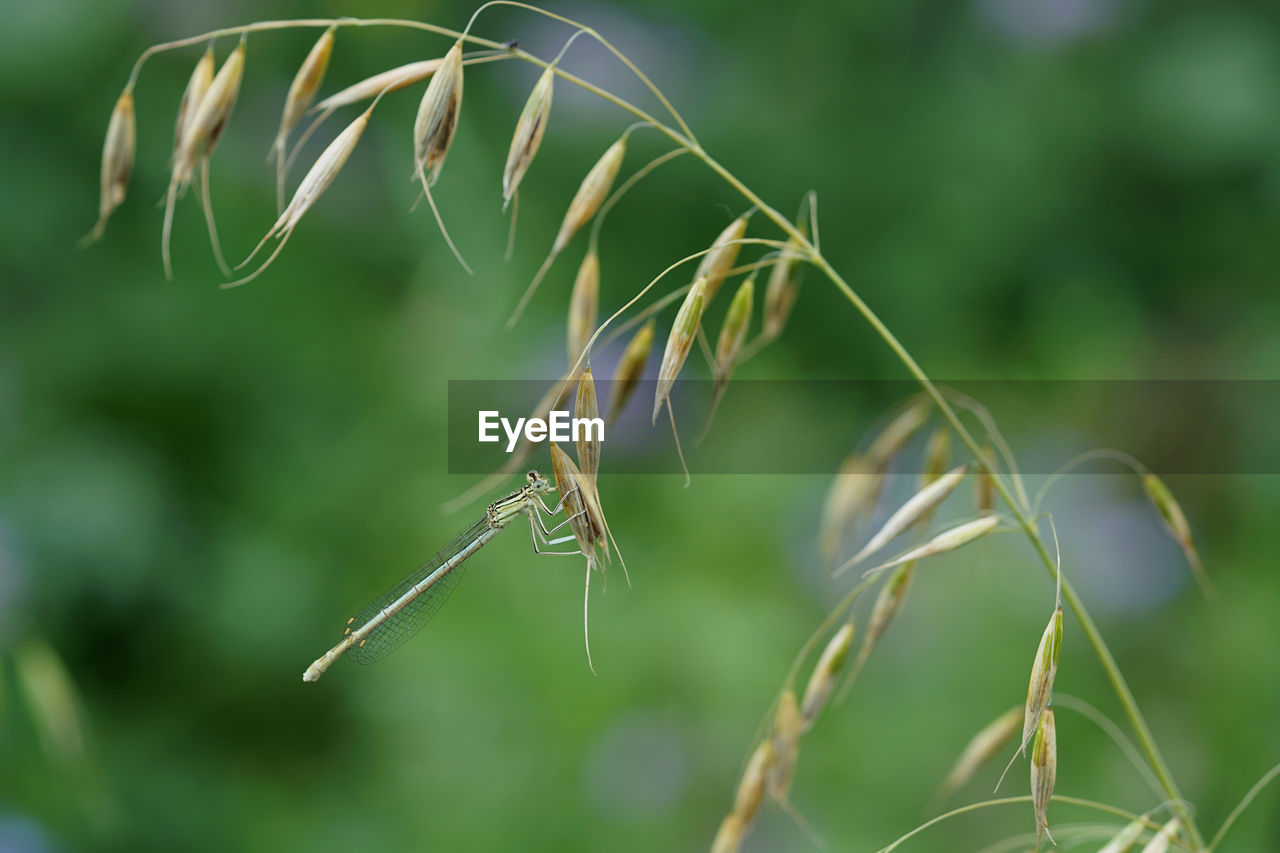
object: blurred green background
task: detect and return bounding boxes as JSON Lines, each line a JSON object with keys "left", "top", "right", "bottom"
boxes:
{"left": 2, "top": 0, "right": 1279, "bottom": 850}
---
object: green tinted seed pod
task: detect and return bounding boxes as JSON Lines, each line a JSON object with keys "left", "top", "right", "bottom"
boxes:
{"left": 503, "top": 67, "right": 554, "bottom": 207}
{"left": 653, "top": 277, "right": 706, "bottom": 424}
{"left": 607, "top": 320, "right": 654, "bottom": 423}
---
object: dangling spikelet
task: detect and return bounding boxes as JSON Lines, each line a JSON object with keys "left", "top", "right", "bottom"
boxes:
{"left": 80, "top": 89, "right": 135, "bottom": 247}
{"left": 567, "top": 248, "right": 599, "bottom": 366}
{"left": 819, "top": 453, "right": 882, "bottom": 565}
{"left": 225, "top": 99, "right": 375, "bottom": 288}
{"left": 934, "top": 706, "right": 1021, "bottom": 802}
{"left": 654, "top": 276, "right": 707, "bottom": 425}
{"left": 920, "top": 427, "right": 952, "bottom": 488}
{"left": 710, "top": 814, "right": 746, "bottom": 853}
{"left": 271, "top": 26, "right": 335, "bottom": 211}
{"left": 695, "top": 213, "right": 750, "bottom": 304}
{"left": 411, "top": 42, "right": 471, "bottom": 273}
{"left": 767, "top": 690, "right": 803, "bottom": 800}
{"left": 162, "top": 39, "right": 246, "bottom": 280}
{"left": 849, "top": 514, "right": 1000, "bottom": 578}
{"left": 1140, "top": 818, "right": 1180, "bottom": 853}
{"left": 733, "top": 739, "right": 776, "bottom": 825}
{"left": 702, "top": 275, "right": 754, "bottom": 436}
{"left": 1030, "top": 706, "right": 1057, "bottom": 847}
{"left": 508, "top": 136, "right": 627, "bottom": 327}
{"left": 845, "top": 560, "right": 915, "bottom": 688}
{"left": 799, "top": 621, "right": 854, "bottom": 726}
{"left": 1142, "top": 473, "right": 1212, "bottom": 597}
{"left": 841, "top": 464, "right": 968, "bottom": 570}
{"left": 866, "top": 398, "right": 931, "bottom": 467}
{"left": 763, "top": 235, "right": 804, "bottom": 341}
{"left": 607, "top": 320, "right": 654, "bottom": 423}
{"left": 502, "top": 66, "right": 553, "bottom": 209}
{"left": 575, "top": 368, "right": 601, "bottom": 484}
{"left": 998, "top": 604, "right": 1064, "bottom": 790}
{"left": 173, "top": 45, "right": 214, "bottom": 162}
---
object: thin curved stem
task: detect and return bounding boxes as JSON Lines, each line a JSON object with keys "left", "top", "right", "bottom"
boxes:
{"left": 875, "top": 796, "right": 1179, "bottom": 853}
{"left": 1206, "top": 761, "right": 1280, "bottom": 851}
{"left": 1033, "top": 448, "right": 1148, "bottom": 515}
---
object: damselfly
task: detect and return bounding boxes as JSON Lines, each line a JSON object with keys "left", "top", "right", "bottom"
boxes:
{"left": 302, "top": 470, "right": 583, "bottom": 682}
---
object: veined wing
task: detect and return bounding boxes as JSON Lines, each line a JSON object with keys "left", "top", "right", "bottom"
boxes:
{"left": 346, "top": 517, "right": 492, "bottom": 665}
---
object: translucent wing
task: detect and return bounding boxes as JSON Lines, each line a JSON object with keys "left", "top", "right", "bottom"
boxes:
{"left": 345, "top": 518, "right": 490, "bottom": 666}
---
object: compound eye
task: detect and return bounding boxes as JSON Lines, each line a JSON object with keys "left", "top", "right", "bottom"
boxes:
{"left": 526, "top": 470, "right": 538, "bottom": 484}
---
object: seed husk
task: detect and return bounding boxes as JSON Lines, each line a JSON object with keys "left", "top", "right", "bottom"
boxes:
{"left": 843, "top": 464, "right": 968, "bottom": 569}
{"left": 975, "top": 443, "right": 996, "bottom": 513}
{"left": 710, "top": 814, "right": 746, "bottom": 853}
{"left": 272, "top": 26, "right": 336, "bottom": 209}
{"left": 1142, "top": 473, "right": 1212, "bottom": 597}
{"left": 800, "top": 621, "right": 854, "bottom": 726}
{"left": 503, "top": 67, "right": 554, "bottom": 208}
{"left": 767, "top": 690, "right": 803, "bottom": 800}
{"left": 162, "top": 39, "right": 246, "bottom": 280}
{"left": 575, "top": 367, "right": 601, "bottom": 484}
{"left": 508, "top": 136, "right": 628, "bottom": 327}
{"left": 1030, "top": 706, "right": 1057, "bottom": 847}
{"left": 850, "top": 513, "right": 999, "bottom": 579}
{"left": 695, "top": 214, "right": 749, "bottom": 304}
{"left": 819, "top": 453, "right": 882, "bottom": 564}
{"left": 81, "top": 89, "right": 136, "bottom": 247}
{"left": 763, "top": 235, "right": 804, "bottom": 341}
{"left": 852, "top": 560, "right": 915, "bottom": 672}
{"left": 554, "top": 137, "right": 627, "bottom": 255}
{"left": 607, "top": 320, "right": 654, "bottom": 423}
{"left": 567, "top": 248, "right": 600, "bottom": 366}
{"left": 1097, "top": 816, "right": 1149, "bottom": 853}
{"left": 1020, "top": 606, "right": 1063, "bottom": 756}
{"left": 866, "top": 399, "right": 931, "bottom": 467}
{"left": 733, "top": 739, "right": 776, "bottom": 824}
{"left": 549, "top": 444, "right": 602, "bottom": 560}
{"left": 653, "top": 276, "right": 707, "bottom": 424}
{"left": 173, "top": 45, "right": 214, "bottom": 160}
{"left": 412, "top": 41, "right": 472, "bottom": 273}
{"left": 226, "top": 102, "right": 374, "bottom": 288}
{"left": 920, "top": 427, "right": 952, "bottom": 488}
{"left": 1141, "top": 818, "right": 1180, "bottom": 853}
{"left": 315, "top": 59, "right": 446, "bottom": 113}
{"left": 714, "top": 275, "right": 754, "bottom": 391}
{"left": 936, "top": 706, "right": 1021, "bottom": 801}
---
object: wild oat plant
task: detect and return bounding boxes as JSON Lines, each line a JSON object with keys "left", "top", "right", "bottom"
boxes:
{"left": 83, "top": 5, "right": 1277, "bottom": 851}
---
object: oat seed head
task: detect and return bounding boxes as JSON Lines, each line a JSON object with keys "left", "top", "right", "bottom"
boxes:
{"left": 936, "top": 705, "right": 1021, "bottom": 801}
{"left": 1030, "top": 706, "right": 1057, "bottom": 847}
{"left": 853, "top": 560, "right": 916, "bottom": 671}
{"left": 1021, "top": 606, "right": 1063, "bottom": 756}
{"left": 763, "top": 235, "right": 804, "bottom": 341}
{"left": 921, "top": 427, "right": 952, "bottom": 488}
{"left": 554, "top": 137, "right": 627, "bottom": 255}
{"left": 714, "top": 275, "right": 754, "bottom": 390}
{"left": 767, "top": 689, "right": 803, "bottom": 800}
{"left": 81, "top": 90, "right": 136, "bottom": 247}
{"left": 567, "top": 248, "right": 600, "bottom": 366}
{"left": 854, "top": 513, "right": 1000, "bottom": 578}
{"left": 653, "top": 276, "right": 707, "bottom": 424}
{"left": 503, "top": 67, "right": 554, "bottom": 208}
{"left": 695, "top": 213, "right": 750, "bottom": 304}
{"left": 819, "top": 453, "right": 882, "bottom": 564}
{"left": 575, "top": 367, "right": 601, "bottom": 484}
{"left": 272, "top": 27, "right": 335, "bottom": 208}
{"left": 413, "top": 42, "right": 464, "bottom": 188}
{"left": 709, "top": 814, "right": 746, "bottom": 853}
{"left": 733, "top": 739, "right": 776, "bottom": 824}
{"left": 866, "top": 399, "right": 931, "bottom": 468}
{"left": 173, "top": 45, "right": 214, "bottom": 160}
{"left": 1142, "top": 473, "right": 1212, "bottom": 597}
{"left": 607, "top": 319, "right": 654, "bottom": 423}
{"left": 843, "top": 464, "right": 968, "bottom": 569}
{"left": 800, "top": 621, "right": 855, "bottom": 725}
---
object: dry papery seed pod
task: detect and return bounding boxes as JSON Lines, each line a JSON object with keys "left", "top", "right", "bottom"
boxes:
{"left": 173, "top": 45, "right": 214, "bottom": 157}
{"left": 763, "top": 235, "right": 804, "bottom": 341}
{"left": 695, "top": 212, "right": 750, "bottom": 304}
{"left": 709, "top": 814, "right": 746, "bottom": 853}
{"left": 767, "top": 690, "right": 803, "bottom": 801}
{"left": 575, "top": 368, "right": 601, "bottom": 484}
{"left": 842, "top": 464, "right": 968, "bottom": 569}
{"left": 412, "top": 41, "right": 472, "bottom": 273}
{"left": 271, "top": 26, "right": 336, "bottom": 210}
{"left": 1020, "top": 606, "right": 1063, "bottom": 755}
{"left": 819, "top": 453, "right": 883, "bottom": 565}
{"left": 844, "top": 513, "right": 1000, "bottom": 579}
{"left": 653, "top": 276, "right": 707, "bottom": 425}
{"left": 800, "top": 621, "right": 854, "bottom": 726}
{"left": 226, "top": 99, "right": 377, "bottom": 288}
{"left": 713, "top": 276, "right": 754, "bottom": 393}
{"left": 508, "top": 136, "right": 627, "bottom": 327}
{"left": 975, "top": 442, "right": 997, "bottom": 513}
{"left": 567, "top": 248, "right": 599, "bottom": 366}
{"left": 733, "top": 739, "right": 776, "bottom": 825}
{"left": 606, "top": 320, "right": 654, "bottom": 423}
{"left": 935, "top": 705, "right": 1021, "bottom": 801}
{"left": 866, "top": 398, "right": 931, "bottom": 468}
{"left": 920, "top": 426, "right": 952, "bottom": 488}
{"left": 81, "top": 89, "right": 136, "bottom": 247}
{"left": 162, "top": 39, "right": 246, "bottom": 280}
{"left": 849, "top": 560, "right": 915, "bottom": 680}
{"left": 1142, "top": 473, "right": 1212, "bottom": 597}
{"left": 1030, "top": 706, "right": 1057, "bottom": 847}
{"left": 503, "top": 66, "right": 554, "bottom": 208}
